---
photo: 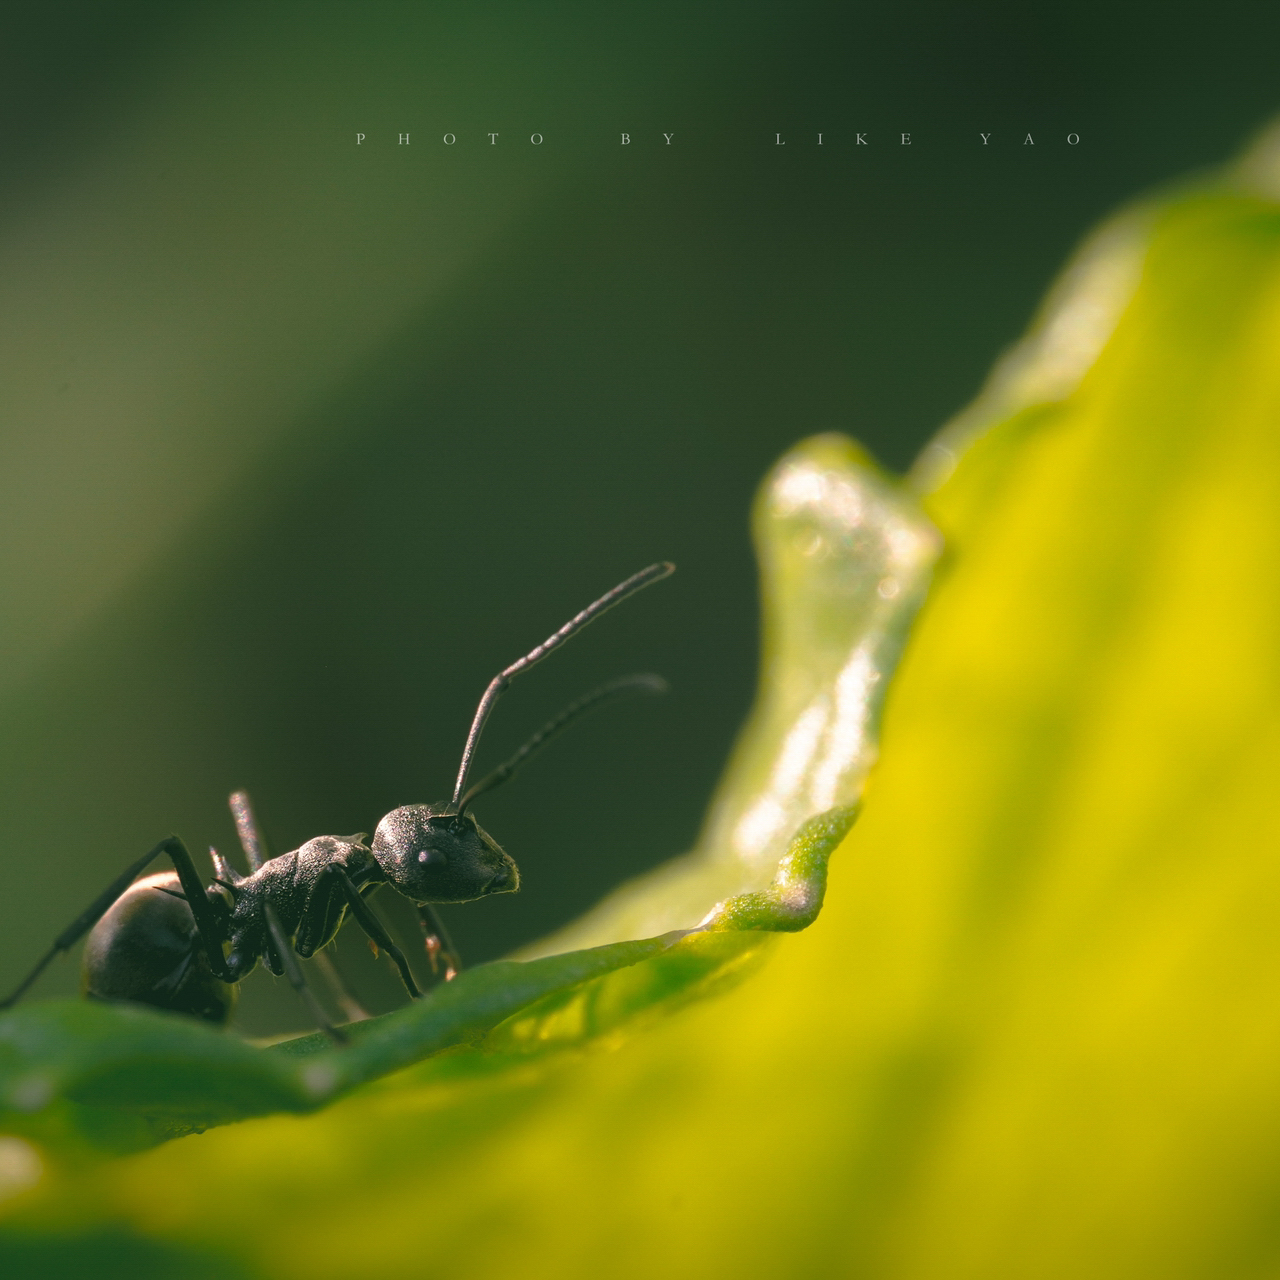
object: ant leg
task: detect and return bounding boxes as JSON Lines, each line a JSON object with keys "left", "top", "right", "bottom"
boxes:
{"left": 159, "top": 837, "right": 234, "bottom": 983}
{"left": 262, "top": 903, "right": 348, "bottom": 1046}
{"left": 310, "top": 950, "right": 370, "bottom": 1023}
{"left": 228, "top": 789, "right": 269, "bottom": 871}
{"left": 0, "top": 840, "right": 173, "bottom": 1008}
{"left": 416, "top": 903, "right": 461, "bottom": 980}
{"left": 228, "top": 790, "right": 369, "bottom": 1021}
{"left": 335, "top": 870, "right": 423, "bottom": 999}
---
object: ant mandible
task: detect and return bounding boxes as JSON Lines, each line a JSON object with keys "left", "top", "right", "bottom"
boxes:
{"left": 0, "top": 563, "right": 674, "bottom": 1044}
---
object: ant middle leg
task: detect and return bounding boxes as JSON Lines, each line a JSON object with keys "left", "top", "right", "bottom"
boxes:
{"left": 262, "top": 904, "right": 348, "bottom": 1046}
{"left": 310, "top": 950, "right": 371, "bottom": 1023}
{"left": 226, "top": 790, "right": 370, "bottom": 1022}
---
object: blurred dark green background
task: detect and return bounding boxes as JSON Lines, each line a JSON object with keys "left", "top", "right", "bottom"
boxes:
{"left": 1, "top": 1, "right": 1276, "bottom": 1034}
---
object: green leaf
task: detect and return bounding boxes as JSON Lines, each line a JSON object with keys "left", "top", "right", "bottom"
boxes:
{"left": 0, "top": 934, "right": 686, "bottom": 1146}
{"left": 0, "top": 805, "right": 864, "bottom": 1152}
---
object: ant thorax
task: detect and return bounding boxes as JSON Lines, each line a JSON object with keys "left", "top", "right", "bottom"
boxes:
{"left": 213, "top": 836, "right": 376, "bottom": 980}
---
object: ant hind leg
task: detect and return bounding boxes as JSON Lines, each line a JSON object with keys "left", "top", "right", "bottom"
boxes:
{"left": 159, "top": 836, "right": 235, "bottom": 982}
{"left": 1, "top": 837, "right": 198, "bottom": 1009}
{"left": 1, "top": 843, "right": 168, "bottom": 1008}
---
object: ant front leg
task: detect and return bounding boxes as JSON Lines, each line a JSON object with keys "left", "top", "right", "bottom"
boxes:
{"left": 333, "top": 871, "right": 423, "bottom": 999}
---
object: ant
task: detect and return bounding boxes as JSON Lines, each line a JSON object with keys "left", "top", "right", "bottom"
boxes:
{"left": 0, "top": 563, "right": 674, "bottom": 1044}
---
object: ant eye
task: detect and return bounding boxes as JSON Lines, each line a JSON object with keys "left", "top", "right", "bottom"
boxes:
{"left": 418, "top": 852, "right": 428, "bottom": 863}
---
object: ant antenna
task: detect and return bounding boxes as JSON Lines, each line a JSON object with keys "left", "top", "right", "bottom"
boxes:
{"left": 450, "top": 562, "right": 674, "bottom": 808}
{"left": 457, "top": 673, "right": 667, "bottom": 815}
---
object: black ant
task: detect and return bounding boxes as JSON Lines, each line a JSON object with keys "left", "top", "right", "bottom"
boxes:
{"left": 0, "top": 563, "right": 674, "bottom": 1044}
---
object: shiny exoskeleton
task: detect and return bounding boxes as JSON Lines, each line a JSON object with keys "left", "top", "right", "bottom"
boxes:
{"left": 82, "top": 871, "right": 237, "bottom": 1023}
{"left": 82, "top": 806, "right": 518, "bottom": 1028}
{"left": 219, "top": 808, "right": 516, "bottom": 979}
{"left": 2, "top": 563, "right": 674, "bottom": 1044}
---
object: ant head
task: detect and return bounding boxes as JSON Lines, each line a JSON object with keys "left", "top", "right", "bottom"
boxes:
{"left": 371, "top": 805, "right": 520, "bottom": 903}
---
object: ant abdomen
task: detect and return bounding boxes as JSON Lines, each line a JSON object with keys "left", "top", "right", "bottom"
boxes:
{"left": 81, "top": 872, "right": 237, "bottom": 1024}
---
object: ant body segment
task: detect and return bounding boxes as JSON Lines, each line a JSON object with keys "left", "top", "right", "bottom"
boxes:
{"left": 0, "top": 563, "right": 674, "bottom": 1043}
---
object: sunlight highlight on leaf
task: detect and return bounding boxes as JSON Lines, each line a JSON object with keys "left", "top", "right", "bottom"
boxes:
{"left": 528, "top": 434, "right": 939, "bottom": 954}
